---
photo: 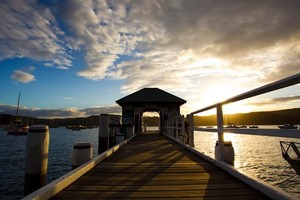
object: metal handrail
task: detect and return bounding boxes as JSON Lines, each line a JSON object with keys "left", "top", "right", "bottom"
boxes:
{"left": 189, "top": 73, "right": 300, "bottom": 161}
{"left": 191, "top": 73, "right": 300, "bottom": 114}
{"left": 164, "top": 115, "right": 188, "bottom": 144}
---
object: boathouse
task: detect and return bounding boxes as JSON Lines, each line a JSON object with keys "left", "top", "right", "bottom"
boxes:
{"left": 116, "top": 88, "right": 186, "bottom": 134}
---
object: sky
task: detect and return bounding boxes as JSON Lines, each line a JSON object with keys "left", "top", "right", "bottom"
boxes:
{"left": 0, "top": 0, "right": 300, "bottom": 118}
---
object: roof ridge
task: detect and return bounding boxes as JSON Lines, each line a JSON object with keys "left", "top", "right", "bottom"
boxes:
{"left": 116, "top": 88, "right": 186, "bottom": 105}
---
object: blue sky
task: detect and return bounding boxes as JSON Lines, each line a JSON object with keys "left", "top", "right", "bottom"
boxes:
{"left": 1, "top": 0, "right": 300, "bottom": 118}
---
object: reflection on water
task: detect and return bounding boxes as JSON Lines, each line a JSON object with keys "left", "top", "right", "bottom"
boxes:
{"left": 194, "top": 127, "right": 300, "bottom": 198}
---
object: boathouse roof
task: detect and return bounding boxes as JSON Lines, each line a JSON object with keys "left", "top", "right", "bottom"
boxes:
{"left": 116, "top": 88, "right": 186, "bottom": 105}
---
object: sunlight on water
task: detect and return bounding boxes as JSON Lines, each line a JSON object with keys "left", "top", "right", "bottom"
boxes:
{"left": 194, "top": 127, "right": 300, "bottom": 198}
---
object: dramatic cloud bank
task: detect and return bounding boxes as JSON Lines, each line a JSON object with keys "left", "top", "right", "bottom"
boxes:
{"left": 0, "top": 0, "right": 71, "bottom": 69}
{"left": 2, "top": 1, "right": 299, "bottom": 79}
{"left": 1, "top": 0, "right": 300, "bottom": 115}
{"left": 54, "top": 0, "right": 300, "bottom": 85}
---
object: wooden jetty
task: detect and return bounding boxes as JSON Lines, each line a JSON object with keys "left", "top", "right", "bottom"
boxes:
{"left": 23, "top": 75, "right": 300, "bottom": 199}
{"left": 51, "top": 131, "right": 270, "bottom": 200}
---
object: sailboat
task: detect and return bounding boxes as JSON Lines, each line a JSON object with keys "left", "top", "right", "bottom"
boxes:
{"left": 225, "top": 113, "right": 239, "bottom": 128}
{"left": 7, "top": 91, "right": 29, "bottom": 135}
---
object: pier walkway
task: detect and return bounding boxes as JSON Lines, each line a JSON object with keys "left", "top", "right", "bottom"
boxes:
{"left": 51, "top": 131, "right": 270, "bottom": 200}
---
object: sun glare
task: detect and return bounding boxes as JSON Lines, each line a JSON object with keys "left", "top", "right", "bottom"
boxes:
{"left": 186, "top": 83, "right": 253, "bottom": 116}
{"left": 205, "top": 84, "right": 243, "bottom": 104}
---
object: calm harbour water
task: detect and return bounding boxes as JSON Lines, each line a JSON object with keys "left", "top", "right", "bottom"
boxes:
{"left": 0, "top": 126, "right": 300, "bottom": 199}
{"left": 0, "top": 127, "right": 99, "bottom": 200}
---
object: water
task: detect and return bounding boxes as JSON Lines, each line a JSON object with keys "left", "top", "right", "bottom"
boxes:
{"left": 0, "top": 127, "right": 99, "bottom": 200}
{"left": 0, "top": 126, "right": 300, "bottom": 199}
{"left": 194, "top": 126, "right": 300, "bottom": 198}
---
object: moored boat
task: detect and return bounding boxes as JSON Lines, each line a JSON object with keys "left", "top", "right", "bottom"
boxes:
{"left": 278, "top": 124, "right": 298, "bottom": 129}
{"left": 66, "top": 125, "right": 85, "bottom": 130}
{"left": 6, "top": 91, "right": 29, "bottom": 135}
{"left": 225, "top": 123, "right": 239, "bottom": 128}
{"left": 6, "top": 121, "right": 29, "bottom": 135}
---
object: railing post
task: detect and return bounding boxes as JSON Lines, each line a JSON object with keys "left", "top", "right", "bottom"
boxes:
{"left": 168, "top": 120, "right": 170, "bottom": 136}
{"left": 172, "top": 120, "right": 175, "bottom": 138}
{"left": 165, "top": 121, "right": 168, "bottom": 135}
{"left": 175, "top": 117, "right": 179, "bottom": 139}
{"left": 180, "top": 115, "right": 185, "bottom": 144}
{"left": 188, "top": 114, "right": 194, "bottom": 147}
{"left": 216, "top": 104, "right": 225, "bottom": 161}
{"left": 168, "top": 121, "right": 170, "bottom": 136}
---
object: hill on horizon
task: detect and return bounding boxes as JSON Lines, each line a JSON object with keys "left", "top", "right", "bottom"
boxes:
{"left": 194, "top": 108, "right": 300, "bottom": 126}
{"left": 1, "top": 108, "right": 299, "bottom": 127}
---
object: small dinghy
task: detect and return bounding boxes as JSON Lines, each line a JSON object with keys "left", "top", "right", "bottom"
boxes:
{"left": 280, "top": 141, "right": 300, "bottom": 175}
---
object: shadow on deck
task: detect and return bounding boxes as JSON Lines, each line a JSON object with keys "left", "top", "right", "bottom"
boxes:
{"left": 51, "top": 132, "right": 270, "bottom": 200}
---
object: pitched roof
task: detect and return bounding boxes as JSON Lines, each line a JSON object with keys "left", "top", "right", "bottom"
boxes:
{"left": 116, "top": 88, "right": 186, "bottom": 105}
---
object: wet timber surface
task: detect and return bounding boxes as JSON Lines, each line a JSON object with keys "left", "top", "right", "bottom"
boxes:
{"left": 51, "top": 131, "right": 270, "bottom": 200}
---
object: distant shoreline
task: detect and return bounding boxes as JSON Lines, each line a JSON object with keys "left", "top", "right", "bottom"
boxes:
{"left": 1, "top": 107, "right": 299, "bottom": 127}
{"left": 194, "top": 108, "right": 300, "bottom": 126}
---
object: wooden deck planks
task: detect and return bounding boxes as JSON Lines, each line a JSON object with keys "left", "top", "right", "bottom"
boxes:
{"left": 51, "top": 132, "right": 270, "bottom": 200}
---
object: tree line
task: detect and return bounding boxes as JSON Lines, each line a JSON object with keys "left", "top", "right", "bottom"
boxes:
{"left": 1, "top": 108, "right": 299, "bottom": 127}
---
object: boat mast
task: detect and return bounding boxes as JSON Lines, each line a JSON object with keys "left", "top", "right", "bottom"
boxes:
{"left": 227, "top": 112, "right": 230, "bottom": 125}
{"left": 16, "top": 91, "right": 21, "bottom": 121}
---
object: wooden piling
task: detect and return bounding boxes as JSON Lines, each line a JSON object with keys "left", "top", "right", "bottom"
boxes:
{"left": 72, "top": 143, "right": 92, "bottom": 169}
{"left": 24, "top": 125, "right": 49, "bottom": 196}
{"left": 98, "top": 114, "right": 109, "bottom": 154}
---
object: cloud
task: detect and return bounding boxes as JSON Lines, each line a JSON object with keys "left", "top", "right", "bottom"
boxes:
{"left": 61, "top": 0, "right": 298, "bottom": 96}
{"left": 0, "top": 0, "right": 71, "bottom": 69}
{"left": 56, "top": 0, "right": 119, "bottom": 79}
{"left": 24, "top": 66, "right": 35, "bottom": 72}
{"left": 2, "top": 0, "right": 299, "bottom": 84}
{"left": 30, "top": 107, "right": 85, "bottom": 118}
{"left": 56, "top": 0, "right": 165, "bottom": 80}
{"left": 0, "top": 103, "right": 121, "bottom": 118}
{"left": 104, "top": 0, "right": 300, "bottom": 111}
{"left": 1, "top": 0, "right": 300, "bottom": 113}
{"left": 244, "top": 94, "right": 300, "bottom": 113}
{"left": 83, "top": 106, "right": 121, "bottom": 116}
{"left": 0, "top": 104, "right": 17, "bottom": 115}
{"left": 272, "top": 95, "right": 300, "bottom": 103}
{"left": 11, "top": 70, "right": 35, "bottom": 83}
{"left": 62, "top": 97, "right": 74, "bottom": 100}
